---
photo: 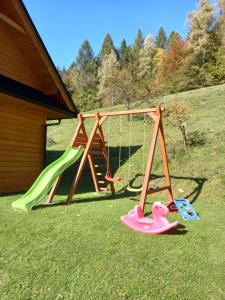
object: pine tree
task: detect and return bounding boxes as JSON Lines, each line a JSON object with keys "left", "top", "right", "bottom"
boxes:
{"left": 129, "top": 29, "right": 144, "bottom": 77}
{"left": 134, "top": 28, "right": 144, "bottom": 51}
{"left": 119, "top": 39, "right": 129, "bottom": 67}
{"left": 65, "top": 40, "right": 101, "bottom": 111}
{"left": 168, "top": 31, "right": 181, "bottom": 47}
{"left": 156, "top": 27, "right": 167, "bottom": 49}
{"left": 75, "top": 39, "right": 98, "bottom": 90}
{"left": 99, "top": 33, "right": 116, "bottom": 63}
{"left": 76, "top": 40, "right": 95, "bottom": 72}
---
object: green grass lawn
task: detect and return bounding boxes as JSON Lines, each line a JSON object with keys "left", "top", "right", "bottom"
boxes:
{"left": 1, "top": 84, "right": 225, "bottom": 299}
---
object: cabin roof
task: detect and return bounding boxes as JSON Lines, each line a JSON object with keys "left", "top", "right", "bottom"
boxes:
{"left": 0, "top": 0, "right": 79, "bottom": 119}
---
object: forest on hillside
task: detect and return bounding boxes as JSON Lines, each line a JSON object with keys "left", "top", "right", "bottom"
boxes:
{"left": 59, "top": 0, "right": 225, "bottom": 111}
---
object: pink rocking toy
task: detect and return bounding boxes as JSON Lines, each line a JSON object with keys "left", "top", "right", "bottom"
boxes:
{"left": 121, "top": 202, "right": 179, "bottom": 234}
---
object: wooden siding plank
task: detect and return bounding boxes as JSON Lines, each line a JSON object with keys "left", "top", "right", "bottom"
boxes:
{"left": 0, "top": 144, "right": 43, "bottom": 153}
{"left": 0, "top": 166, "right": 42, "bottom": 172}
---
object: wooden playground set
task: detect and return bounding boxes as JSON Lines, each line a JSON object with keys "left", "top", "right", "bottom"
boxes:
{"left": 47, "top": 106, "right": 174, "bottom": 209}
{"left": 12, "top": 106, "right": 199, "bottom": 233}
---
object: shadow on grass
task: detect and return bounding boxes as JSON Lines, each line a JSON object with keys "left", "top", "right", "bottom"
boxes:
{"left": 45, "top": 145, "right": 142, "bottom": 196}
{"left": 46, "top": 147, "right": 207, "bottom": 205}
{"left": 35, "top": 190, "right": 133, "bottom": 210}
{"left": 6, "top": 146, "right": 207, "bottom": 214}
{"left": 148, "top": 174, "right": 207, "bottom": 205}
{"left": 163, "top": 224, "right": 188, "bottom": 235}
{"left": 34, "top": 172, "right": 206, "bottom": 212}
{"left": 118, "top": 172, "right": 207, "bottom": 206}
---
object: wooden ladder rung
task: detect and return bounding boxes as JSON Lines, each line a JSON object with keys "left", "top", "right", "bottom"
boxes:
{"left": 98, "top": 181, "right": 106, "bottom": 184}
{"left": 90, "top": 150, "right": 103, "bottom": 155}
{"left": 100, "top": 187, "right": 109, "bottom": 191}
{"left": 94, "top": 164, "right": 106, "bottom": 168}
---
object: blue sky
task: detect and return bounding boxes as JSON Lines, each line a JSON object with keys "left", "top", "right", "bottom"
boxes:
{"left": 23, "top": 0, "right": 199, "bottom": 69}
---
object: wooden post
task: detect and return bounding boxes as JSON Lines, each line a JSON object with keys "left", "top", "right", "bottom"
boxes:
{"left": 158, "top": 110, "right": 174, "bottom": 202}
{"left": 66, "top": 114, "right": 100, "bottom": 204}
{"left": 46, "top": 116, "right": 84, "bottom": 204}
{"left": 97, "top": 119, "right": 115, "bottom": 195}
{"left": 139, "top": 109, "right": 160, "bottom": 210}
{"left": 46, "top": 173, "right": 63, "bottom": 203}
{"left": 138, "top": 107, "right": 173, "bottom": 210}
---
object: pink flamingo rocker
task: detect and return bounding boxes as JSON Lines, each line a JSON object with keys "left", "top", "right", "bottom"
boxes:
{"left": 121, "top": 202, "right": 179, "bottom": 234}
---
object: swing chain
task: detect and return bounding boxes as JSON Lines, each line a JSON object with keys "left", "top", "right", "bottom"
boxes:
{"left": 118, "top": 115, "right": 122, "bottom": 170}
{"left": 128, "top": 114, "right": 132, "bottom": 184}
{"left": 106, "top": 116, "right": 111, "bottom": 175}
{"left": 142, "top": 113, "right": 146, "bottom": 174}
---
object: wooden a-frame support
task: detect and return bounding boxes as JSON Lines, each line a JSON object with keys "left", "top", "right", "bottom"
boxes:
{"left": 46, "top": 112, "right": 115, "bottom": 205}
{"left": 47, "top": 106, "right": 174, "bottom": 211}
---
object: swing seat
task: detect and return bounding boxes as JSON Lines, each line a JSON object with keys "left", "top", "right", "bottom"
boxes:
{"left": 105, "top": 174, "right": 122, "bottom": 183}
{"left": 121, "top": 203, "right": 179, "bottom": 234}
{"left": 126, "top": 174, "right": 144, "bottom": 193}
{"left": 127, "top": 185, "right": 142, "bottom": 193}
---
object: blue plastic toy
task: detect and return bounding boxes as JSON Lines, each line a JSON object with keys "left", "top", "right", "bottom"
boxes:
{"left": 175, "top": 198, "right": 199, "bottom": 221}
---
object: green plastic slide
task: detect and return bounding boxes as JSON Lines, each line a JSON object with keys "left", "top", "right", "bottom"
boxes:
{"left": 12, "top": 146, "right": 83, "bottom": 212}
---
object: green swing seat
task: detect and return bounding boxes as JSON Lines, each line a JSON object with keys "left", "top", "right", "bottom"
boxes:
{"left": 127, "top": 183, "right": 142, "bottom": 193}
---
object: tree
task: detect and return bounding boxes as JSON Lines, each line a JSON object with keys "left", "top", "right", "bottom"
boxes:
{"left": 63, "top": 40, "right": 101, "bottom": 112}
{"left": 165, "top": 98, "right": 192, "bottom": 149}
{"left": 76, "top": 40, "right": 95, "bottom": 71}
{"left": 167, "top": 31, "right": 181, "bottom": 47}
{"left": 119, "top": 39, "right": 129, "bottom": 67}
{"left": 73, "top": 89, "right": 101, "bottom": 111}
{"left": 75, "top": 39, "right": 98, "bottom": 91}
{"left": 161, "top": 36, "right": 188, "bottom": 81}
{"left": 98, "top": 50, "right": 119, "bottom": 106}
{"left": 99, "top": 33, "right": 116, "bottom": 63}
{"left": 156, "top": 27, "right": 167, "bottom": 49}
{"left": 134, "top": 28, "right": 144, "bottom": 51}
{"left": 61, "top": 64, "right": 78, "bottom": 96}
{"left": 129, "top": 29, "right": 144, "bottom": 71}
{"left": 218, "top": 0, "right": 225, "bottom": 45}
{"left": 183, "top": 0, "right": 220, "bottom": 87}
{"left": 136, "top": 35, "right": 164, "bottom": 101}
{"left": 212, "top": 0, "right": 225, "bottom": 82}
{"left": 106, "top": 66, "right": 136, "bottom": 111}
{"left": 138, "top": 34, "right": 156, "bottom": 80}
{"left": 187, "top": 0, "right": 216, "bottom": 65}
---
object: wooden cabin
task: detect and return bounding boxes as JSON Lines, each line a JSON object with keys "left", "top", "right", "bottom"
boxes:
{"left": 0, "top": 0, "right": 78, "bottom": 193}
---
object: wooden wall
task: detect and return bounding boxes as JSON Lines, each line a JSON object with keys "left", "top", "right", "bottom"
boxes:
{"left": 0, "top": 23, "right": 42, "bottom": 90}
{"left": 0, "top": 95, "right": 46, "bottom": 193}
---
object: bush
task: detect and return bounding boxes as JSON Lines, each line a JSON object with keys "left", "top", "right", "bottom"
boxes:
{"left": 187, "top": 131, "right": 207, "bottom": 147}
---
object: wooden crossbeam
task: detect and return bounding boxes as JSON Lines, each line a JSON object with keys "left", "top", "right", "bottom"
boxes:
{"left": 0, "top": 12, "right": 26, "bottom": 34}
{"left": 81, "top": 107, "right": 165, "bottom": 119}
{"left": 147, "top": 186, "right": 170, "bottom": 194}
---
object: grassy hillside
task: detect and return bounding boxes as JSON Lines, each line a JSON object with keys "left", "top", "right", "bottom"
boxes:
{"left": 0, "top": 84, "right": 225, "bottom": 299}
